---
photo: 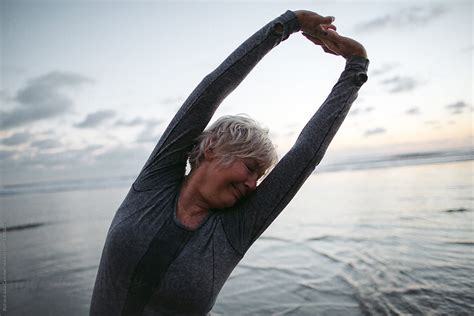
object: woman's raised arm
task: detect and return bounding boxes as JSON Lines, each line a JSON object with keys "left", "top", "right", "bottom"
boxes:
{"left": 133, "top": 10, "right": 333, "bottom": 191}
{"left": 222, "top": 32, "right": 369, "bottom": 253}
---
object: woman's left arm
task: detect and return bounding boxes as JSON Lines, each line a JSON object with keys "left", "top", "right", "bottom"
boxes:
{"left": 223, "top": 33, "right": 369, "bottom": 254}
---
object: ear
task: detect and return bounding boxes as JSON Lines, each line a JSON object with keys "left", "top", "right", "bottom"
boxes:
{"left": 203, "top": 146, "right": 216, "bottom": 161}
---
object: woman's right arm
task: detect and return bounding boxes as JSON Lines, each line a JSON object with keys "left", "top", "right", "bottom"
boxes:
{"left": 133, "top": 10, "right": 306, "bottom": 191}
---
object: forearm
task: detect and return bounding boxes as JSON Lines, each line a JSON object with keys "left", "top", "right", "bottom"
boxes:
{"left": 169, "top": 10, "right": 300, "bottom": 136}
{"left": 200, "top": 10, "right": 300, "bottom": 91}
{"left": 172, "top": 10, "right": 300, "bottom": 129}
{"left": 294, "top": 55, "right": 368, "bottom": 160}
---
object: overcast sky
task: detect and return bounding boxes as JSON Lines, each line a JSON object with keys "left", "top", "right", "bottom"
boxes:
{"left": 1, "top": 0, "right": 472, "bottom": 184}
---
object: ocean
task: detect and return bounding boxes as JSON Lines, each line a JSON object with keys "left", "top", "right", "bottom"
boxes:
{"left": 2, "top": 149, "right": 473, "bottom": 315}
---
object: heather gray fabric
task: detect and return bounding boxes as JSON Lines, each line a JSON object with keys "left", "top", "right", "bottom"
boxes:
{"left": 90, "top": 10, "right": 369, "bottom": 316}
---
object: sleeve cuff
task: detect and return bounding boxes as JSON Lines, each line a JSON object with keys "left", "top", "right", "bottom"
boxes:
{"left": 271, "top": 10, "right": 301, "bottom": 41}
{"left": 346, "top": 55, "right": 370, "bottom": 70}
{"left": 346, "top": 55, "right": 370, "bottom": 86}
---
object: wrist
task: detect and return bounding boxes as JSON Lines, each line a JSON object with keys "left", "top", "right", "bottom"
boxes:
{"left": 352, "top": 49, "right": 367, "bottom": 59}
{"left": 345, "top": 46, "right": 367, "bottom": 60}
{"left": 293, "top": 10, "right": 306, "bottom": 29}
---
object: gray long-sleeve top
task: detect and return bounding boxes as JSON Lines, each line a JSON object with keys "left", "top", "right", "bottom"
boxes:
{"left": 90, "top": 10, "right": 369, "bottom": 316}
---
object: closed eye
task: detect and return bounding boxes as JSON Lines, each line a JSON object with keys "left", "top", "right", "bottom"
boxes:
{"left": 244, "top": 161, "right": 262, "bottom": 178}
{"left": 243, "top": 159, "right": 254, "bottom": 170}
{"left": 245, "top": 164, "right": 254, "bottom": 175}
{"left": 244, "top": 163, "right": 254, "bottom": 173}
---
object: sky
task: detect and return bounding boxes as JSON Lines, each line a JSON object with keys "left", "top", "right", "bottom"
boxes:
{"left": 0, "top": 0, "right": 472, "bottom": 185}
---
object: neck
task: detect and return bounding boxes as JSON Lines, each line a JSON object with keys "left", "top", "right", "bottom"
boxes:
{"left": 177, "top": 173, "right": 210, "bottom": 221}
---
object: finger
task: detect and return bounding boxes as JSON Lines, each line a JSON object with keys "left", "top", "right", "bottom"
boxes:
{"left": 322, "top": 46, "right": 339, "bottom": 55}
{"left": 302, "top": 26, "right": 324, "bottom": 39}
{"left": 306, "top": 25, "right": 331, "bottom": 39}
{"left": 304, "top": 32, "right": 339, "bottom": 55}
{"left": 305, "top": 36, "right": 324, "bottom": 47}
{"left": 305, "top": 29, "right": 338, "bottom": 51}
{"left": 319, "top": 37, "right": 341, "bottom": 54}
{"left": 302, "top": 32, "right": 322, "bottom": 42}
{"left": 321, "top": 24, "right": 337, "bottom": 31}
{"left": 322, "top": 29, "right": 347, "bottom": 43}
{"left": 305, "top": 35, "right": 330, "bottom": 49}
{"left": 302, "top": 32, "right": 325, "bottom": 46}
{"left": 321, "top": 16, "right": 335, "bottom": 25}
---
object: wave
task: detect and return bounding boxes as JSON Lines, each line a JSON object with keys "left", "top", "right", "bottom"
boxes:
{"left": 6, "top": 279, "right": 27, "bottom": 284}
{"left": 444, "top": 208, "right": 471, "bottom": 213}
{"left": 318, "top": 147, "right": 473, "bottom": 173}
{"left": 446, "top": 241, "right": 474, "bottom": 246}
{"left": 0, "top": 175, "right": 135, "bottom": 196}
{"left": 5, "top": 222, "right": 48, "bottom": 232}
{"left": 1, "top": 148, "right": 472, "bottom": 196}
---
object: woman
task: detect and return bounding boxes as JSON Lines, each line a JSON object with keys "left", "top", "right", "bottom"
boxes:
{"left": 91, "top": 9, "right": 368, "bottom": 315}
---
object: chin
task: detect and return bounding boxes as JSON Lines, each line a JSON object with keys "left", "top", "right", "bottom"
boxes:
{"left": 219, "top": 196, "right": 239, "bottom": 209}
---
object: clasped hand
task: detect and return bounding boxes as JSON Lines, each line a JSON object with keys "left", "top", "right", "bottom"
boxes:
{"left": 293, "top": 10, "right": 367, "bottom": 59}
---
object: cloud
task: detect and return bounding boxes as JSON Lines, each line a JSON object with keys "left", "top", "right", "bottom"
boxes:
{"left": 75, "top": 110, "right": 117, "bottom": 128}
{"left": 1, "top": 65, "right": 25, "bottom": 76}
{"left": 350, "top": 106, "right": 374, "bottom": 116}
{"left": 364, "top": 127, "right": 386, "bottom": 136}
{"left": 355, "top": 5, "right": 446, "bottom": 32}
{"left": 31, "top": 139, "right": 62, "bottom": 149}
{"left": 1, "top": 132, "right": 32, "bottom": 146}
{"left": 161, "top": 96, "right": 182, "bottom": 105}
{"left": 0, "top": 150, "right": 15, "bottom": 160}
{"left": 3, "top": 144, "right": 143, "bottom": 171}
{"left": 355, "top": 15, "right": 390, "bottom": 32}
{"left": 114, "top": 117, "right": 145, "bottom": 126}
{"left": 135, "top": 120, "right": 163, "bottom": 143}
{"left": 406, "top": 107, "right": 420, "bottom": 115}
{"left": 350, "top": 108, "right": 361, "bottom": 116}
{"left": 0, "top": 131, "right": 62, "bottom": 149}
{"left": 445, "top": 101, "right": 468, "bottom": 114}
{"left": 370, "top": 63, "right": 398, "bottom": 77}
{"left": 7, "top": 144, "right": 102, "bottom": 169}
{"left": 0, "top": 89, "right": 13, "bottom": 103}
{"left": 460, "top": 45, "right": 473, "bottom": 54}
{"left": 380, "top": 76, "right": 419, "bottom": 93}
{"left": 2, "top": 143, "right": 152, "bottom": 183}
{"left": 114, "top": 117, "right": 163, "bottom": 127}
{"left": 95, "top": 145, "right": 149, "bottom": 166}
{"left": 0, "top": 71, "right": 93, "bottom": 129}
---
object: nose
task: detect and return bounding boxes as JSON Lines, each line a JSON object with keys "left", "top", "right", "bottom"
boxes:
{"left": 244, "top": 173, "right": 258, "bottom": 192}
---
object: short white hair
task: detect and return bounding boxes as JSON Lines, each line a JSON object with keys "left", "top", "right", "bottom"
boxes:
{"left": 188, "top": 114, "right": 277, "bottom": 175}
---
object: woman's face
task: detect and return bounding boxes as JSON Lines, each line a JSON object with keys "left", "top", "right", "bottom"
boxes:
{"left": 200, "top": 156, "right": 261, "bottom": 209}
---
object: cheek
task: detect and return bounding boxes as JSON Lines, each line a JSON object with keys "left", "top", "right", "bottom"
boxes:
{"left": 210, "top": 176, "right": 234, "bottom": 196}
{"left": 215, "top": 187, "right": 239, "bottom": 208}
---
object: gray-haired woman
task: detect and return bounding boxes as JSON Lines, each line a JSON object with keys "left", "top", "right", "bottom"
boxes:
{"left": 91, "top": 9, "right": 369, "bottom": 315}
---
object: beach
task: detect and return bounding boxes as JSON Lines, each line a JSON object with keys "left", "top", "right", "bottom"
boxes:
{"left": 2, "top": 158, "right": 473, "bottom": 315}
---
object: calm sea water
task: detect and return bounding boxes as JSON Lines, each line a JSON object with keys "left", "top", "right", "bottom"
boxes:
{"left": 2, "top": 159, "right": 473, "bottom": 315}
